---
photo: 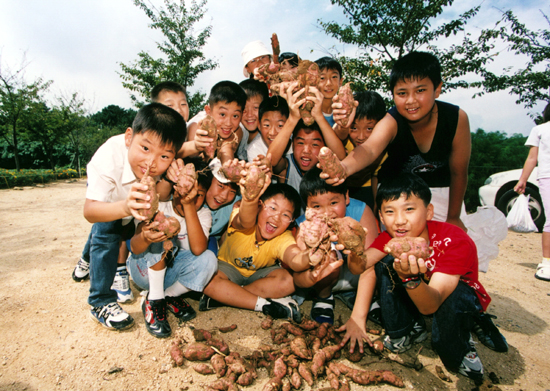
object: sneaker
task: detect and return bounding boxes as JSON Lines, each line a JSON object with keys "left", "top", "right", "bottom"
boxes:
{"left": 142, "top": 295, "right": 171, "bottom": 338}
{"left": 535, "top": 263, "right": 550, "bottom": 281}
{"left": 334, "top": 290, "right": 356, "bottom": 310}
{"left": 199, "top": 294, "right": 224, "bottom": 311}
{"left": 383, "top": 321, "right": 428, "bottom": 353}
{"left": 90, "top": 302, "right": 134, "bottom": 330}
{"left": 166, "top": 295, "right": 196, "bottom": 322}
{"left": 311, "top": 295, "right": 335, "bottom": 324}
{"left": 472, "top": 313, "right": 508, "bottom": 352}
{"left": 458, "top": 347, "right": 484, "bottom": 382}
{"left": 72, "top": 258, "right": 90, "bottom": 282}
{"left": 111, "top": 268, "right": 134, "bottom": 303}
{"left": 262, "top": 297, "right": 302, "bottom": 323}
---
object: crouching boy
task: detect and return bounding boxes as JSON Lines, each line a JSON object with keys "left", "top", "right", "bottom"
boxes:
{"left": 345, "top": 174, "right": 507, "bottom": 382}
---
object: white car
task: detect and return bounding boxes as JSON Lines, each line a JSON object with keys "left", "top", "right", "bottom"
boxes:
{"left": 479, "top": 168, "right": 545, "bottom": 231}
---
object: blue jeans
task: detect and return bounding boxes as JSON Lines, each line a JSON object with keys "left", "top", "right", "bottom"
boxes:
{"left": 87, "top": 220, "right": 125, "bottom": 307}
{"left": 375, "top": 254, "right": 482, "bottom": 369}
{"left": 127, "top": 241, "right": 218, "bottom": 293}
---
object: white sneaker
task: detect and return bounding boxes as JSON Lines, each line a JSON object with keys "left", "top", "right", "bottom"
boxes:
{"left": 111, "top": 268, "right": 134, "bottom": 303}
{"left": 72, "top": 258, "right": 90, "bottom": 282}
{"left": 535, "top": 263, "right": 550, "bottom": 281}
{"left": 262, "top": 296, "right": 302, "bottom": 322}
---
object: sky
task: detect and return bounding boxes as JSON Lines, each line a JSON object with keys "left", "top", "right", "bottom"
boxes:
{"left": 0, "top": 0, "right": 548, "bottom": 136}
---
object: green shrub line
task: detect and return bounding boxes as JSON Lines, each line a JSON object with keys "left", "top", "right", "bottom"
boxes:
{"left": 0, "top": 168, "right": 86, "bottom": 189}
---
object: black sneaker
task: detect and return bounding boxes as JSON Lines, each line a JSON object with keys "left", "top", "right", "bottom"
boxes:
{"left": 166, "top": 295, "right": 196, "bottom": 322}
{"left": 262, "top": 297, "right": 302, "bottom": 323}
{"left": 458, "top": 346, "right": 484, "bottom": 382}
{"left": 90, "top": 302, "right": 134, "bottom": 330}
{"left": 311, "top": 295, "right": 335, "bottom": 325}
{"left": 472, "top": 313, "right": 508, "bottom": 352}
{"left": 383, "top": 321, "right": 428, "bottom": 353}
{"left": 72, "top": 257, "right": 90, "bottom": 282}
{"left": 142, "top": 295, "right": 171, "bottom": 338}
{"left": 367, "top": 300, "right": 382, "bottom": 326}
{"left": 199, "top": 294, "right": 223, "bottom": 311}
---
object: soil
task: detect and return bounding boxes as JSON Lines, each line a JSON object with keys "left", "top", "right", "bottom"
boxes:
{"left": 0, "top": 179, "right": 549, "bottom": 391}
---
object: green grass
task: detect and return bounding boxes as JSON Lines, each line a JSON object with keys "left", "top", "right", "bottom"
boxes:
{"left": 0, "top": 168, "right": 86, "bottom": 189}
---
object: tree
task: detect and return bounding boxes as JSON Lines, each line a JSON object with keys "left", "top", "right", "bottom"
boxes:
{"left": 119, "top": 0, "right": 218, "bottom": 117}
{"left": 90, "top": 105, "right": 137, "bottom": 130}
{"left": 319, "top": 0, "right": 496, "bottom": 101}
{"left": 0, "top": 58, "right": 52, "bottom": 171}
{"left": 57, "top": 93, "right": 88, "bottom": 175}
{"left": 473, "top": 10, "right": 550, "bottom": 114}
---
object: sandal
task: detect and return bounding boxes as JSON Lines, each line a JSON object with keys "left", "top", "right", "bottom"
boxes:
{"left": 311, "top": 295, "right": 335, "bottom": 324}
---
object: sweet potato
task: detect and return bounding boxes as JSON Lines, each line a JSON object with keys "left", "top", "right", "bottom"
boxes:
{"left": 170, "top": 339, "right": 184, "bottom": 366}
{"left": 332, "top": 363, "right": 404, "bottom": 388}
{"left": 282, "top": 378, "right": 291, "bottom": 391}
{"left": 316, "top": 322, "right": 329, "bottom": 340}
{"left": 193, "top": 328, "right": 213, "bottom": 342}
{"left": 199, "top": 115, "right": 218, "bottom": 160}
{"left": 321, "top": 344, "right": 342, "bottom": 361}
{"left": 384, "top": 237, "right": 431, "bottom": 260}
{"left": 241, "top": 164, "right": 266, "bottom": 201}
{"left": 272, "top": 356, "right": 287, "bottom": 379}
{"left": 310, "top": 350, "right": 327, "bottom": 378}
{"left": 290, "top": 368, "right": 302, "bottom": 390}
{"left": 290, "top": 336, "right": 312, "bottom": 360}
{"left": 221, "top": 159, "right": 245, "bottom": 183}
{"left": 311, "top": 337, "right": 322, "bottom": 355}
{"left": 219, "top": 324, "right": 237, "bottom": 333}
{"left": 334, "top": 82, "right": 354, "bottom": 128}
{"left": 193, "top": 363, "right": 215, "bottom": 375}
{"left": 211, "top": 354, "right": 227, "bottom": 377}
{"left": 175, "top": 162, "right": 196, "bottom": 197}
{"left": 236, "top": 371, "right": 255, "bottom": 386}
{"left": 330, "top": 216, "right": 366, "bottom": 256}
{"left": 205, "top": 337, "right": 230, "bottom": 356}
{"left": 340, "top": 376, "right": 351, "bottom": 391}
{"left": 138, "top": 164, "right": 159, "bottom": 221}
{"left": 298, "top": 317, "right": 319, "bottom": 331}
{"left": 284, "top": 354, "right": 299, "bottom": 369}
{"left": 298, "top": 362, "right": 314, "bottom": 387}
{"left": 207, "top": 378, "right": 238, "bottom": 391}
{"left": 326, "top": 367, "right": 340, "bottom": 390}
{"left": 345, "top": 348, "right": 364, "bottom": 363}
{"left": 263, "top": 377, "right": 283, "bottom": 391}
{"left": 281, "top": 322, "right": 304, "bottom": 337}
{"left": 318, "top": 147, "right": 346, "bottom": 182}
{"left": 183, "top": 342, "right": 216, "bottom": 361}
{"left": 150, "top": 211, "right": 181, "bottom": 238}
{"left": 371, "top": 340, "right": 384, "bottom": 354}
{"left": 261, "top": 317, "right": 274, "bottom": 330}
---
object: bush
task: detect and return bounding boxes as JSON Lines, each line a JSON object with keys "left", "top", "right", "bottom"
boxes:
{"left": 0, "top": 168, "right": 86, "bottom": 189}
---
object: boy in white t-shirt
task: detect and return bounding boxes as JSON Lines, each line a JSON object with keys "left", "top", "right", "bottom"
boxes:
{"left": 247, "top": 96, "right": 289, "bottom": 162}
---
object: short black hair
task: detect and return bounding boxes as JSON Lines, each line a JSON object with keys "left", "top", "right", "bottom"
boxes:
{"left": 260, "top": 183, "right": 303, "bottom": 221}
{"left": 183, "top": 157, "right": 212, "bottom": 191}
{"left": 132, "top": 103, "right": 186, "bottom": 152}
{"left": 376, "top": 174, "right": 432, "bottom": 208}
{"left": 151, "top": 81, "right": 187, "bottom": 102}
{"left": 299, "top": 167, "right": 347, "bottom": 203}
{"left": 279, "top": 52, "right": 299, "bottom": 68}
{"left": 543, "top": 102, "right": 550, "bottom": 124}
{"left": 354, "top": 91, "right": 386, "bottom": 122}
{"left": 208, "top": 81, "right": 247, "bottom": 111}
{"left": 239, "top": 79, "right": 270, "bottom": 102}
{"left": 314, "top": 56, "right": 342, "bottom": 78}
{"left": 259, "top": 96, "right": 289, "bottom": 122}
{"left": 389, "top": 51, "right": 442, "bottom": 92}
{"left": 291, "top": 120, "right": 325, "bottom": 144}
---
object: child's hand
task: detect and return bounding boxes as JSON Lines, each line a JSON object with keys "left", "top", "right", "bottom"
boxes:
{"left": 141, "top": 221, "right": 170, "bottom": 243}
{"left": 337, "top": 315, "right": 372, "bottom": 353}
{"left": 251, "top": 153, "right": 273, "bottom": 175}
{"left": 307, "top": 87, "right": 325, "bottom": 121}
{"left": 179, "top": 179, "right": 198, "bottom": 205}
{"left": 166, "top": 158, "right": 184, "bottom": 184}
{"left": 332, "top": 95, "right": 358, "bottom": 129}
{"left": 126, "top": 181, "right": 152, "bottom": 221}
{"left": 393, "top": 253, "right": 427, "bottom": 278}
{"left": 282, "top": 82, "right": 305, "bottom": 120}
{"left": 194, "top": 128, "right": 215, "bottom": 153}
{"left": 309, "top": 250, "right": 343, "bottom": 281}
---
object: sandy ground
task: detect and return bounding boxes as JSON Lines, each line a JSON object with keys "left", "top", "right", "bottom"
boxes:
{"left": 0, "top": 178, "right": 549, "bottom": 391}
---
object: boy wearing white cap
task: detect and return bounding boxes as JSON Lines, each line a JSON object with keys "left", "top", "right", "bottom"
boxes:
{"left": 241, "top": 40, "right": 272, "bottom": 78}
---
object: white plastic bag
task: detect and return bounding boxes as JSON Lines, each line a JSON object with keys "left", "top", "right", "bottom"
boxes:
{"left": 506, "top": 194, "right": 538, "bottom": 233}
{"left": 463, "top": 206, "right": 508, "bottom": 273}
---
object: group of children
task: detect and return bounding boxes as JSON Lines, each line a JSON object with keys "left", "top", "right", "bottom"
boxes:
{"left": 73, "top": 39, "right": 508, "bottom": 383}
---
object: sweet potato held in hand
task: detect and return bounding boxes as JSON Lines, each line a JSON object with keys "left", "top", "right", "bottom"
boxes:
{"left": 334, "top": 82, "right": 354, "bottom": 127}
{"left": 138, "top": 164, "right": 159, "bottom": 221}
{"left": 318, "top": 147, "right": 346, "bottom": 182}
{"left": 384, "top": 237, "right": 431, "bottom": 259}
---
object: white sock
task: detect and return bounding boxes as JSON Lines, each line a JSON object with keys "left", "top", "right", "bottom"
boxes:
{"left": 164, "top": 281, "right": 190, "bottom": 297}
{"left": 542, "top": 257, "right": 550, "bottom": 265}
{"left": 254, "top": 297, "right": 268, "bottom": 312}
{"left": 117, "top": 265, "right": 126, "bottom": 272}
{"left": 148, "top": 267, "right": 166, "bottom": 300}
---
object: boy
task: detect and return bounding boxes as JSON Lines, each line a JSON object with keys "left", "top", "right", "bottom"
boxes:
{"left": 186, "top": 81, "right": 248, "bottom": 163}
{"left": 323, "top": 51, "right": 471, "bottom": 231}
{"left": 151, "top": 81, "right": 189, "bottom": 122}
{"left": 341, "top": 91, "right": 387, "bottom": 209}
{"left": 127, "top": 159, "right": 217, "bottom": 338}
{"left": 84, "top": 103, "right": 186, "bottom": 330}
{"left": 239, "top": 79, "right": 270, "bottom": 147}
{"left": 241, "top": 40, "right": 272, "bottom": 78}
{"left": 201, "top": 180, "right": 327, "bottom": 322}
{"left": 293, "top": 167, "right": 379, "bottom": 324}
{"left": 268, "top": 82, "right": 346, "bottom": 191}
{"left": 315, "top": 56, "right": 343, "bottom": 128}
{"left": 247, "top": 96, "right": 289, "bottom": 161}
{"left": 338, "top": 174, "right": 507, "bottom": 381}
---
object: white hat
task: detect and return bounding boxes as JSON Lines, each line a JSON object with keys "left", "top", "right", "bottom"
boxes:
{"left": 241, "top": 40, "right": 271, "bottom": 77}
{"left": 208, "top": 157, "right": 231, "bottom": 184}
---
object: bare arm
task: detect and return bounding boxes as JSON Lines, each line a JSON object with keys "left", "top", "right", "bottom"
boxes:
{"left": 130, "top": 221, "right": 169, "bottom": 255}
{"left": 447, "top": 109, "right": 471, "bottom": 231}
{"left": 309, "top": 87, "right": 346, "bottom": 160}
{"left": 180, "top": 182, "right": 208, "bottom": 255}
{"left": 515, "top": 146, "right": 539, "bottom": 194}
{"left": 231, "top": 170, "right": 271, "bottom": 230}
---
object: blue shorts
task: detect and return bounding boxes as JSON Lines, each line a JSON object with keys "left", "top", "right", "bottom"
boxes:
{"left": 127, "top": 241, "right": 218, "bottom": 293}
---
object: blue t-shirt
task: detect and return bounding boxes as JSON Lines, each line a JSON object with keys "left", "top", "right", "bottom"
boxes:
{"left": 208, "top": 195, "right": 241, "bottom": 238}
{"left": 296, "top": 198, "right": 366, "bottom": 225}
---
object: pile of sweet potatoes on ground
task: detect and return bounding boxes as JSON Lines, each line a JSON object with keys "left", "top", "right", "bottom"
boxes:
{"left": 168, "top": 317, "right": 404, "bottom": 390}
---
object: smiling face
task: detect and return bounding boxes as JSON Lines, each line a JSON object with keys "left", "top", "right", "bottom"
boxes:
{"left": 318, "top": 68, "right": 341, "bottom": 100}
{"left": 292, "top": 128, "right": 324, "bottom": 173}
{"left": 155, "top": 90, "right": 189, "bottom": 122}
{"left": 378, "top": 193, "right": 434, "bottom": 242}
{"left": 349, "top": 117, "right": 378, "bottom": 147}
{"left": 245, "top": 55, "right": 271, "bottom": 75}
{"left": 205, "top": 101, "right": 243, "bottom": 140}
{"left": 256, "top": 194, "right": 295, "bottom": 242}
{"left": 260, "top": 111, "right": 287, "bottom": 146}
{"left": 242, "top": 95, "right": 263, "bottom": 132}
{"left": 306, "top": 191, "right": 349, "bottom": 219}
{"left": 392, "top": 77, "right": 442, "bottom": 124}
{"left": 205, "top": 177, "right": 238, "bottom": 210}
{"left": 125, "top": 129, "right": 176, "bottom": 180}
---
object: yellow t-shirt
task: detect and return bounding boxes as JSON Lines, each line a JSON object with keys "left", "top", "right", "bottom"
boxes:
{"left": 345, "top": 139, "right": 387, "bottom": 187}
{"left": 218, "top": 208, "right": 297, "bottom": 278}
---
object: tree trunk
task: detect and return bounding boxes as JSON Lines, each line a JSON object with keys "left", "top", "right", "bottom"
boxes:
{"left": 12, "top": 123, "right": 20, "bottom": 172}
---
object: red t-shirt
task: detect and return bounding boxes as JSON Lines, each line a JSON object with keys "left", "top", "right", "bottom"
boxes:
{"left": 371, "top": 221, "right": 491, "bottom": 311}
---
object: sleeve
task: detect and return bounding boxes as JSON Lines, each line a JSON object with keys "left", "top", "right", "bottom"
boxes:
{"left": 225, "top": 208, "right": 241, "bottom": 235}
{"left": 346, "top": 198, "right": 366, "bottom": 221}
{"left": 197, "top": 206, "right": 213, "bottom": 237}
{"left": 525, "top": 126, "right": 540, "bottom": 147}
{"left": 85, "top": 139, "right": 121, "bottom": 202}
{"left": 369, "top": 231, "right": 392, "bottom": 252}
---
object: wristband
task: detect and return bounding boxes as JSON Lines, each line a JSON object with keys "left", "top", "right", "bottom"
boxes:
{"left": 401, "top": 275, "right": 423, "bottom": 290}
